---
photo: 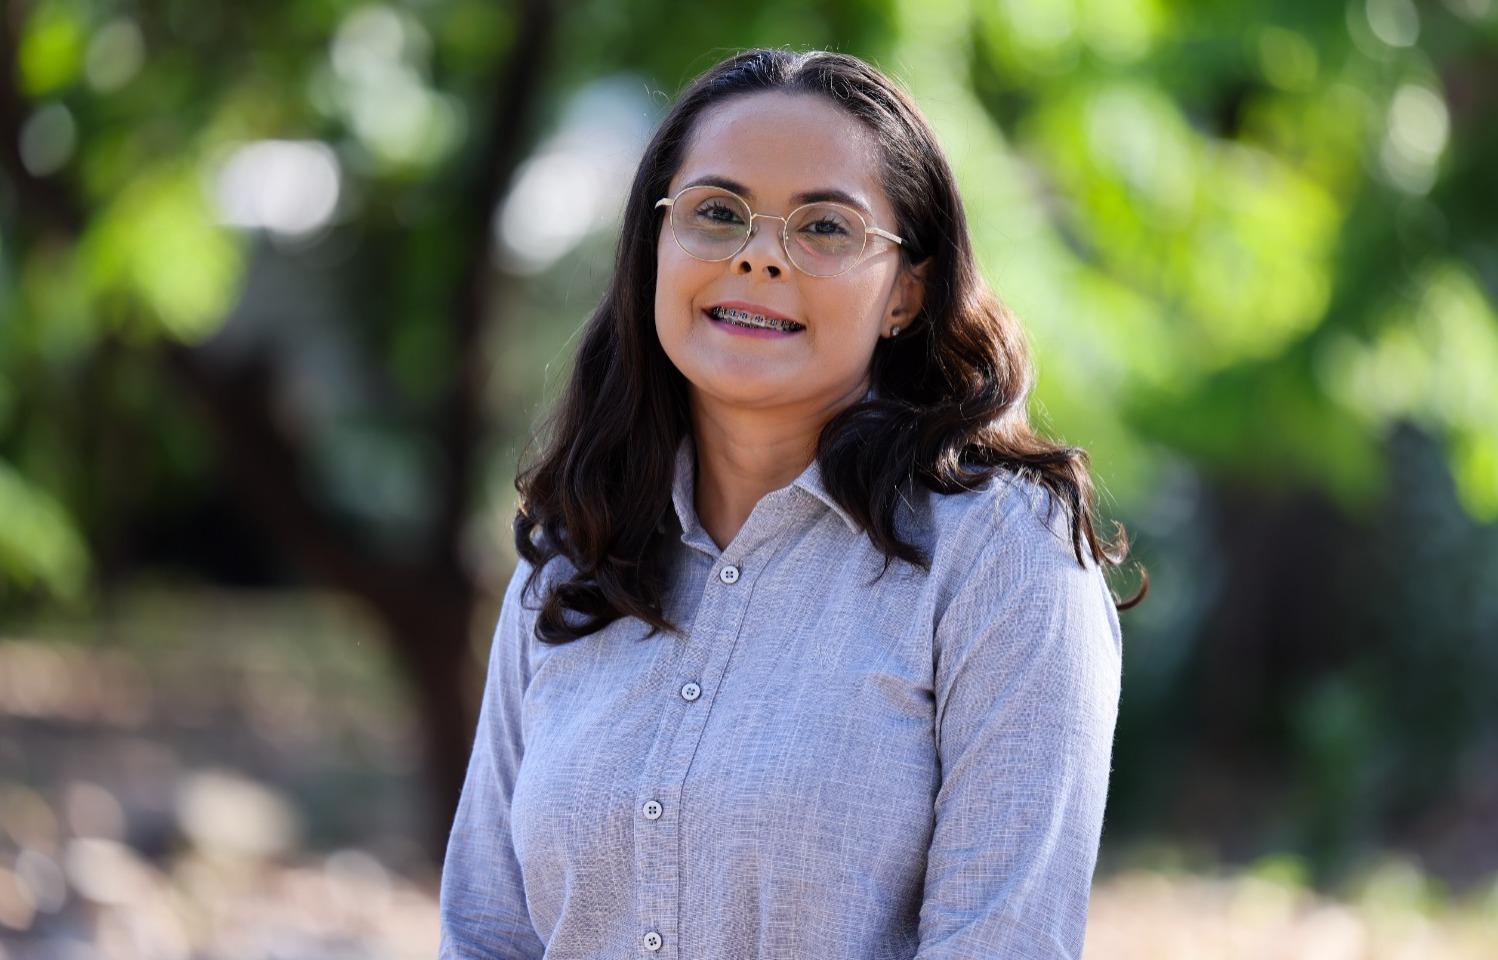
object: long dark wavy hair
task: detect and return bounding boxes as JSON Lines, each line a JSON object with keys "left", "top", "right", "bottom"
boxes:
{"left": 513, "top": 47, "right": 1148, "bottom": 644}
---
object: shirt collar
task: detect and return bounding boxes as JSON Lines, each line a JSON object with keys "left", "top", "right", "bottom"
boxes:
{"left": 670, "top": 432, "right": 861, "bottom": 540}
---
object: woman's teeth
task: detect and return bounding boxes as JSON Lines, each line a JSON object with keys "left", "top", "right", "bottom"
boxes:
{"left": 709, "top": 306, "right": 803, "bottom": 332}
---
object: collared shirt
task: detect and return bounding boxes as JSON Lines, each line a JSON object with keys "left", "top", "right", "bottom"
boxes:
{"left": 438, "top": 431, "right": 1123, "bottom": 959}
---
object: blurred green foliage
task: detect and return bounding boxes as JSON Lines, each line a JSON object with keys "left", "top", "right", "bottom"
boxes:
{"left": 3, "top": 0, "right": 1494, "bottom": 582}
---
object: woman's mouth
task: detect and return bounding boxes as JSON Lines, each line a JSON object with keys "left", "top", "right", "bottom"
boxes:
{"left": 703, "top": 306, "right": 805, "bottom": 338}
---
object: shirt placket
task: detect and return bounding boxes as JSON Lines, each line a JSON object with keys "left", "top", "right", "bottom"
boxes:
{"left": 631, "top": 495, "right": 794, "bottom": 958}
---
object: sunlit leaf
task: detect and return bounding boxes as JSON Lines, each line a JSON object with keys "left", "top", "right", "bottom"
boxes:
{"left": 1318, "top": 260, "right": 1498, "bottom": 520}
{"left": 1450, "top": 428, "right": 1498, "bottom": 523}
{"left": 18, "top": 0, "right": 86, "bottom": 96}
{"left": 77, "top": 165, "right": 244, "bottom": 342}
{"left": 0, "top": 458, "right": 87, "bottom": 599}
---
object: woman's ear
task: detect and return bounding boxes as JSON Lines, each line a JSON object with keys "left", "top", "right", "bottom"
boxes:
{"left": 886, "top": 257, "right": 931, "bottom": 336}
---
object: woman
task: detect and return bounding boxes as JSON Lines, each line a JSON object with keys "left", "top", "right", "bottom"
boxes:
{"left": 439, "top": 47, "right": 1147, "bottom": 960}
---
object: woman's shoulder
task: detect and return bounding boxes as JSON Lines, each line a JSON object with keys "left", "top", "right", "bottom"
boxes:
{"left": 922, "top": 464, "right": 1121, "bottom": 658}
{"left": 921, "top": 462, "right": 1091, "bottom": 580}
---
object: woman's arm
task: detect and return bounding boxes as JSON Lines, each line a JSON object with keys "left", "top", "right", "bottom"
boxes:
{"left": 916, "top": 498, "right": 1124, "bottom": 960}
{"left": 437, "top": 556, "right": 547, "bottom": 960}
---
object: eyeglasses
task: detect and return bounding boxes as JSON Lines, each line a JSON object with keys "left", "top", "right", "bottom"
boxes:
{"left": 655, "top": 184, "right": 904, "bottom": 278}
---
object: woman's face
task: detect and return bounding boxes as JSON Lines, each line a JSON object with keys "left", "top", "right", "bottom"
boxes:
{"left": 654, "top": 91, "right": 926, "bottom": 417}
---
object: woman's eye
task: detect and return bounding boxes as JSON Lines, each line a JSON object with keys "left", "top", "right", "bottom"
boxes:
{"left": 696, "top": 203, "right": 742, "bottom": 223}
{"left": 803, "top": 218, "right": 849, "bottom": 235}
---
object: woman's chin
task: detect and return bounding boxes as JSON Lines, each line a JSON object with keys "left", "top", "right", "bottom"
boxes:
{"left": 689, "top": 370, "right": 804, "bottom": 408}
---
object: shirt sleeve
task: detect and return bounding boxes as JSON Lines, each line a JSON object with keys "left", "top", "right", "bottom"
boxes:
{"left": 438, "top": 556, "right": 548, "bottom": 960}
{"left": 915, "top": 492, "right": 1124, "bottom": 960}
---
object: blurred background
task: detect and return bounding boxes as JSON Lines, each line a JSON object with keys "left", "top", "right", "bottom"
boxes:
{"left": 1, "top": 0, "right": 1496, "bottom": 957}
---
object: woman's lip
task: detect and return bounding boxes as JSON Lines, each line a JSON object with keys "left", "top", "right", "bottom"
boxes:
{"left": 703, "top": 308, "right": 804, "bottom": 337}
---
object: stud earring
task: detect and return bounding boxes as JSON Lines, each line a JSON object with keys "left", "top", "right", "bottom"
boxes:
{"left": 890, "top": 325, "right": 901, "bottom": 337}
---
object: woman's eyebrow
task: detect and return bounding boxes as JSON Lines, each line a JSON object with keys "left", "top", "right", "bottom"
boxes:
{"left": 682, "top": 174, "right": 876, "bottom": 219}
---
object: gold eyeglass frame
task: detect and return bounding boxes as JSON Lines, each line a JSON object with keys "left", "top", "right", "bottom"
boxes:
{"left": 654, "top": 184, "right": 904, "bottom": 278}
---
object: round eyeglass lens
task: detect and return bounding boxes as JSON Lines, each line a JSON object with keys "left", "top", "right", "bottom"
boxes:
{"left": 785, "top": 202, "right": 864, "bottom": 276}
{"left": 672, "top": 186, "right": 752, "bottom": 260}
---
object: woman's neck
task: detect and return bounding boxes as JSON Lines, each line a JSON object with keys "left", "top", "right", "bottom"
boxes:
{"left": 686, "top": 379, "right": 870, "bottom": 550}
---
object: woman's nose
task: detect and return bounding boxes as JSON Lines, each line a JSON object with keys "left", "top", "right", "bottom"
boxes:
{"left": 737, "top": 222, "right": 789, "bottom": 274}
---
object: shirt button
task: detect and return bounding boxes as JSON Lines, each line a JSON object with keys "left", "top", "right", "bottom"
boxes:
{"left": 718, "top": 564, "right": 740, "bottom": 584}
{"left": 680, "top": 681, "right": 701, "bottom": 701}
{"left": 642, "top": 800, "right": 662, "bottom": 820}
{"left": 642, "top": 930, "right": 663, "bottom": 951}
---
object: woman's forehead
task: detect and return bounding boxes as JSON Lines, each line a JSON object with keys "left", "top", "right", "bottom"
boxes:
{"left": 674, "top": 93, "right": 886, "bottom": 214}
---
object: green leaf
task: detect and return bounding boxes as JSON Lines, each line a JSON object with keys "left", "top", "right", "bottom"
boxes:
{"left": 0, "top": 458, "right": 87, "bottom": 599}
{"left": 18, "top": 0, "right": 85, "bottom": 96}
{"left": 78, "top": 164, "right": 244, "bottom": 342}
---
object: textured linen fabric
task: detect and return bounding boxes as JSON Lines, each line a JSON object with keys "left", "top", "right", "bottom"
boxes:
{"left": 438, "top": 431, "right": 1123, "bottom": 960}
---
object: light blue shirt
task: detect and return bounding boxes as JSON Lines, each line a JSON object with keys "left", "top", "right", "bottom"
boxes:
{"left": 439, "top": 431, "right": 1123, "bottom": 959}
